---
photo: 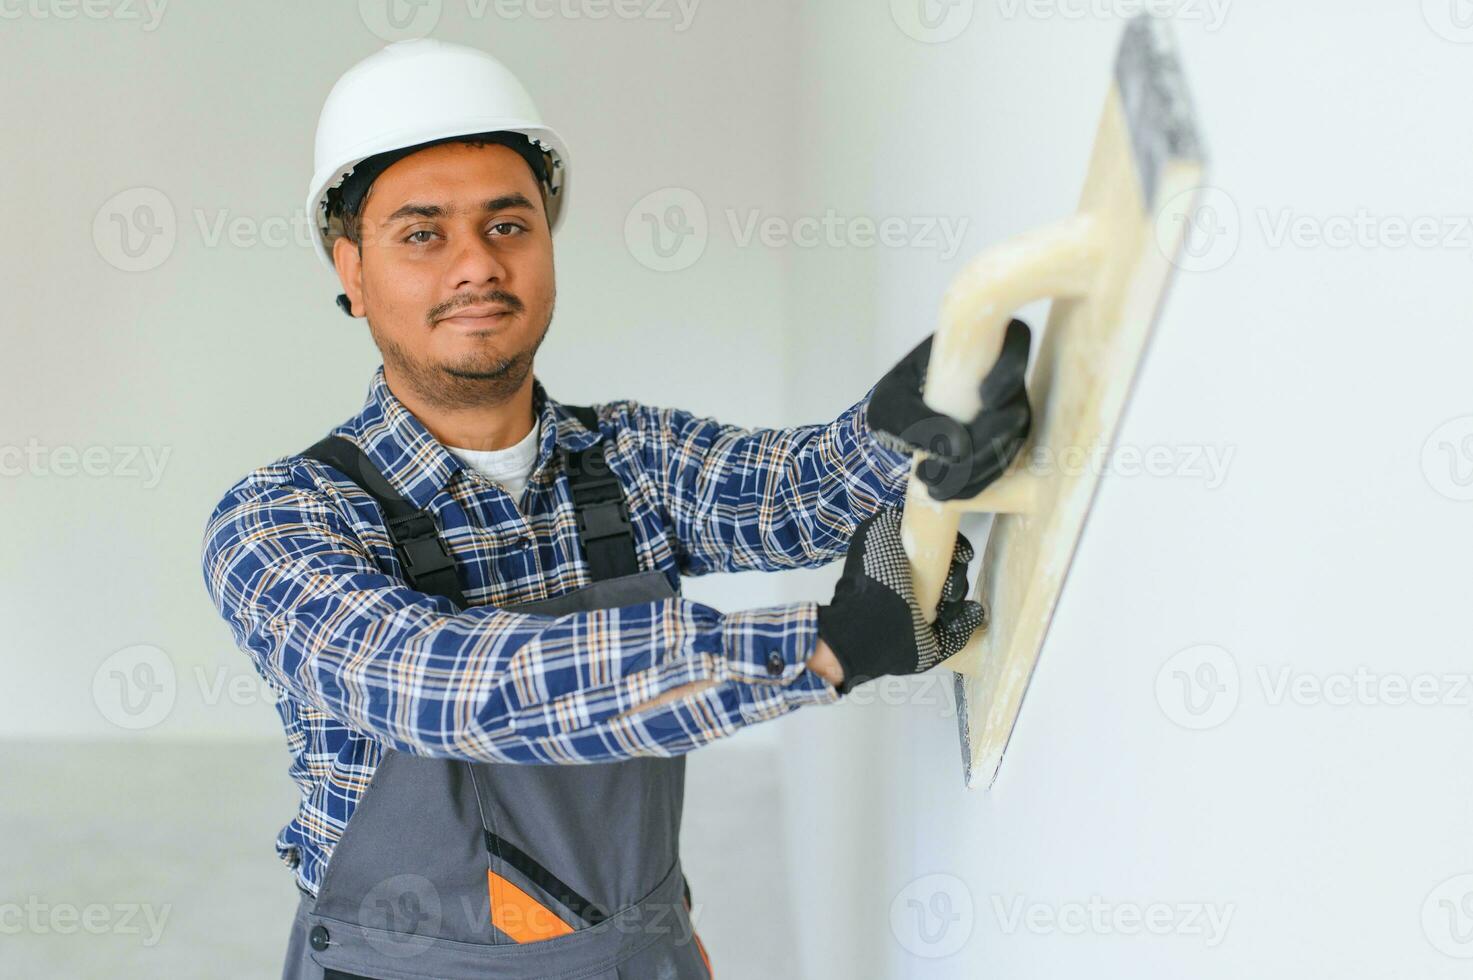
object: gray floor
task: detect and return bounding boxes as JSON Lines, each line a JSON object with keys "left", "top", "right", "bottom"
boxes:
{"left": 0, "top": 739, "right": 797, "bottom": 979}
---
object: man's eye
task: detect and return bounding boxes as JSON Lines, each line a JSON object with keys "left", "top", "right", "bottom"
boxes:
{"left": 489, "top": 223, "right": 524, "bottom": 237}
{"left": 405, "top": 229, "right": 437, "bottom": 244}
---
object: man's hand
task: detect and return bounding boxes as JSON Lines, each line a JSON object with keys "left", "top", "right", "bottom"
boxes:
{"left": 807, "top": 639, "right": 845, "bottom": 687}
{"left": 815, "top": 507, "right": 983, "bottom": 694}
{"left": 867, "top": 320, "right": 1034, "bottom": 501}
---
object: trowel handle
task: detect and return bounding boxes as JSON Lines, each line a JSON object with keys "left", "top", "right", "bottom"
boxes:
{"left": 903, "top": 213, "right": 1103, "bottom": 621}
{"left": 901, "top": 474, "right": 964, "bottom": 626}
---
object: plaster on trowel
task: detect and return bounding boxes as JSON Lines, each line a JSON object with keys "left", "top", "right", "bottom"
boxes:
{"left": 900, "top": 15, "right": 1208, "bottom": 789}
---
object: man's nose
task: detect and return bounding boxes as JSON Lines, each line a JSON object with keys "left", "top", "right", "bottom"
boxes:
{"left": 446, "top": 230, "right": 509, "bottom": 291}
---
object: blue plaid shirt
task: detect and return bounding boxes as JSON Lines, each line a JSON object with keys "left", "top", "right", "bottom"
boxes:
{"left": 201, "top": 365, "right": 913, "bottom": 895}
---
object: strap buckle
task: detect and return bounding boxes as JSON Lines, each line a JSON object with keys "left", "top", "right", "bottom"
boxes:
{"left": 388, "top": 512, "right": 456, "bottom": 579}
{"left": 575, "top": 498, "right": 632, "bottom": 543}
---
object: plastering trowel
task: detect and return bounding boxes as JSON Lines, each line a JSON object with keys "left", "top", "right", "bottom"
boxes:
{"left": 901, "top": 14, "right": 1209, "bottom": 788}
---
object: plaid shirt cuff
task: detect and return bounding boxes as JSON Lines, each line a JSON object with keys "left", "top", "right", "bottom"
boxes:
{"left": 719, "top": 602, "right": 841, "bottom": 714}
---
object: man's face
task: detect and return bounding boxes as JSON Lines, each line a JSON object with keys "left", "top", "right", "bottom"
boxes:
{"left": 332, "top": 141, "right": 555, "bottom": 408}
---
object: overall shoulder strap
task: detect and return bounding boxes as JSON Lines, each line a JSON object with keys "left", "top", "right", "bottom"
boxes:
{"left": 300, "top": 435, "right": 467, "bottom": 607}
{"left": 301, "top": 405, "right": 641, "bottom": 600}
{"left": 563, "top": 404, "right": 598, "bottom": 431}
{"left": 559, "top": 405, "right": 640, "bottom": 581}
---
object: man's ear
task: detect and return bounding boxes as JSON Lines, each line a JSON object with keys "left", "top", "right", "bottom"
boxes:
{"left": 331, "top": 235, "right": 365, "bottom": 317}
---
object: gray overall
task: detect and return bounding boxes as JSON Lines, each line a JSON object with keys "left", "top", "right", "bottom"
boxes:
{"left": 280, "top": 407, "right": 713, "bottom": 979}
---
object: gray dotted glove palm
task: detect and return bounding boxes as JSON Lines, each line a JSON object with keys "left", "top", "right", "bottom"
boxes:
{"left": 816, "top": 506, "right": 984, "bottom": 695}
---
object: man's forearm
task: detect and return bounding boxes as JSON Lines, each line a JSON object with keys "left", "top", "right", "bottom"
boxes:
{"left": 614, "top": 639, "right": 846, "bottom": 719}
{"left": 622, "top": 385, "right": 915, "bottom": 577}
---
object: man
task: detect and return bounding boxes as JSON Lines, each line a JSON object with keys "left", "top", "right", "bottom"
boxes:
{"left": 201, "top": 39, "right": 1031, "bottom": 979}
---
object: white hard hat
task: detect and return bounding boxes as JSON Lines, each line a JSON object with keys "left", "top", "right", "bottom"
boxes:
{"left": 306, "top": 38, "right": 570, "bottom": 278}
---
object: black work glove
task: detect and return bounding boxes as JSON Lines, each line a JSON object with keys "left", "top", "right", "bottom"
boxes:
{"left": 867, "top": 319, "right": 1033, "bottom": 501}
{"left": 816, "top": 507, "right": 984, "bottom": 695}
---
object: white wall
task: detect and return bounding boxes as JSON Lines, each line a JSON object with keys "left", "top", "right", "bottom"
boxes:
{"left": 779, "top": 2, "right": 1473, "bottom": 977}
{"left": 4, "top": 4, "right": 1470, "bottom": 977}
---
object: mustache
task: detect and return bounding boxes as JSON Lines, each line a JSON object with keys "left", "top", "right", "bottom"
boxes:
{"left": 429, "top": 290, "right": 524, "bottom": 322}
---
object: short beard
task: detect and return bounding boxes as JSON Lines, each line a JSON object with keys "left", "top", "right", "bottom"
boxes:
{"left": 370, "top": 305, "right": 553, "bottom": 413}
